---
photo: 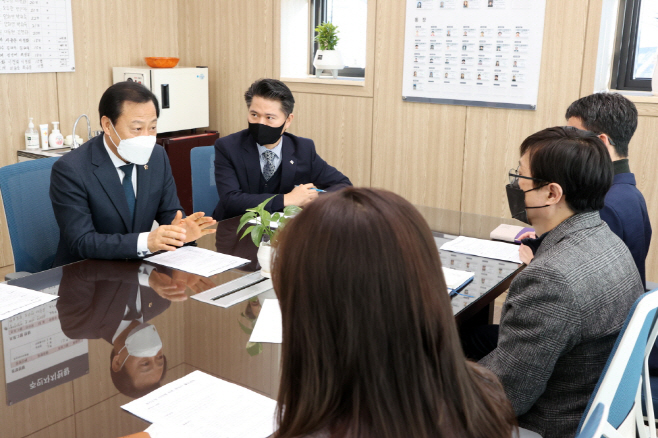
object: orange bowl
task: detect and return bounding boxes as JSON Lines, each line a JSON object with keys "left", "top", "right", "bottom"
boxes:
{"left": 144, "top": 57, "right": 179, "bottom": 68}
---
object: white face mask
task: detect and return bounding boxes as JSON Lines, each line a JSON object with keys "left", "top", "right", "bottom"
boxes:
{"left": 109, "top": 122, "right": 156, "bottom": 165}
{"left": 118, "top": 323, "right": 163, "bottom": 370}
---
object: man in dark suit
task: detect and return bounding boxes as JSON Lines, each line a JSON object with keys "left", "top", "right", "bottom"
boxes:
{"left": 213, "top": 78, "right": 352, "bottom": 220}
{"left": 50, "top": 82, "right": 215, "bottom": 267}
{"left": 471, "top": 127, "right": 644, "bottom": 438}
{"left": 565, "top": 92, "right": 651, "bottom": 288}
{"left": 56, "top": 260, "right": 174, "bottom": 398}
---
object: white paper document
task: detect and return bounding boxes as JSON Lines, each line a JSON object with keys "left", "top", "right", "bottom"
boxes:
{"left": 442, "top": 267, "right": 475, "bottom": 291}
{"left": 146, "top": 246, "right": 249, "bottom": 277}
{"left": 440, "top": 236, "right": 522, "bottom": 264}
{"left": 249, "top": 299, "right": 282, "bottom": 344}
{"left": 122, "top": 370, "right": 277, "bottom": 438}
{"left": 0, "top": 285, "right": 58, "bottom": 321}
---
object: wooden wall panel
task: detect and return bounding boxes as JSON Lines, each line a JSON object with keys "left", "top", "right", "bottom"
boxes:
{"left": 56, "top": 0, "right": 179, "bottom": 138}
{"left": 178, "top": 0, "right": 274, "bottom": 139}
{"left": 626, "top": 116, "right": 658, "bottom": 282}
{"left": 288, "top": 93, "right": 372, "bottom": 187}
{"left": 460, "top": 0, "right": 592, "bottom": 218}
{"left": 370, "top": 0, "right": 466, "bottom": 210}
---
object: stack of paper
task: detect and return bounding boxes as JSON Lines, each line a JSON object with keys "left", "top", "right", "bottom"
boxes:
{"left": 146, "top": 246, "right": 249, "bottom": 277}
{"left": 0, "top": 284, "right": 58, "bottom": 321}
{"left": 442, "top": 267, "right": 474, "bottom": 295}
{"left": 440, "top": 236, "right": 522, "bottom": 264}
{"left": 122, "top": 370, "right": 277, "bottom": 438}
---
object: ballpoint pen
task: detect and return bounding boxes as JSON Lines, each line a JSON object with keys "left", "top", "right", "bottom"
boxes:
{"left": 295, "top": 185, "right": 326, "bottom": 193}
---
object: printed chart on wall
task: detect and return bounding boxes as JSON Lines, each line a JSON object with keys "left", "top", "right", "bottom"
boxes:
{"left": 0, "top": 0, "right": 75, "bottom": 74}
{"left": 402, "top": 0, "right": 546, "bottom": 110}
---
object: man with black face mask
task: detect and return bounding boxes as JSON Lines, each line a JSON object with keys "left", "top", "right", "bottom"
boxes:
{"left": 463, "top": 127, "right": 643, "bottom": 438}
{"left": 212, "top": 78, "right": 352, "bottom": 220}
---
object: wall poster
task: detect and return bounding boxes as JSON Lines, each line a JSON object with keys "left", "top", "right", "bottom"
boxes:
{"left": 0, "top": 0, "right": 75, "bottom": 73}
{"left": 402, "top": 0, "right": 546, "bottom": 110}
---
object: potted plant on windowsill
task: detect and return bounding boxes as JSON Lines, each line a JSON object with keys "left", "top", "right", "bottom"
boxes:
{"left": 237, "top": 196, "right": 301, "bottom": 278}
{"left": 313, "top": 22, "right": 344, "bottom": 79}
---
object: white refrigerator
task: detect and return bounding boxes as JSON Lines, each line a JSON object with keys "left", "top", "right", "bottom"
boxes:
{"left": 112, "top": 66, "right": 210, "bottom": 134}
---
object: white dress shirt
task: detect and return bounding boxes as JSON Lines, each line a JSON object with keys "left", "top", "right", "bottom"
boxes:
{"left": 102, "top": 137, "right": 151, "bottom": 257}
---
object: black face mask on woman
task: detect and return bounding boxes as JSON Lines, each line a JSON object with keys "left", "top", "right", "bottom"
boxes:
{"left": 505, "top": 183, "right": 549, "bottom": 225}
{"left": 248, "top": 120, "right": 286, "bottom": 146}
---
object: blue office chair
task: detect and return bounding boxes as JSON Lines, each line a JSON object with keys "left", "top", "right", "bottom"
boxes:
{"left": 577, "top": 289, "right": 658, "bottom": 438}
{"left": 576, "top": 403, "right": 607, "bottom": 438}
{"left": 190, "top": 146, "right": 219, "bottom": 215}
{"left": 0, "top": 157, "right": 60, "bottom": 275}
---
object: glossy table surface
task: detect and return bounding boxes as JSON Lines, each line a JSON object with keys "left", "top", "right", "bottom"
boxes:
{"left": 1, "top": 207, "right": 523, "bottom": 438}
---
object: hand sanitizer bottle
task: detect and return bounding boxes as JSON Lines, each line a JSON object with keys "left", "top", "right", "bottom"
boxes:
{"left": 48, "top": 122, "right": 64, "bottom": 149}
{"left": 25, "top": 117, "right": 40, "bottom": 150}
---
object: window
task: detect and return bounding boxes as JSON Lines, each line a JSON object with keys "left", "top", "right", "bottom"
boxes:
{"left": 310, "top": 0, "right": 367, "bottom": 78}
{"left": 611, "top": 0, "right": 658, "bottom": 91}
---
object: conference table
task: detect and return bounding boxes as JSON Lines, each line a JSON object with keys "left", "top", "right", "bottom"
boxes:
{"left": 1, "top": 206, "right": 524, "bottom": 438}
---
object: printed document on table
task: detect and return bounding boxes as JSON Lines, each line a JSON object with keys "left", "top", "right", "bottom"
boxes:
{"left": 146, "top": 246, "right": 249, "bottom": 277}
{"left": 249, "top": 299, "right": 282, "bottom": 344}
{"left": 0, "top": 284, "right": 58, "bottom": 321}
{"left": 440, "top": 236, "right": 522, "bottom": 264}
{"left": 122, "top": 370, "right": 277, "bottom": 438}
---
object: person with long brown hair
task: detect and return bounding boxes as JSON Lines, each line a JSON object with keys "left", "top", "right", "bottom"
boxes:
{"left": 271, "top": 187, "right": 516, "bottom": 438}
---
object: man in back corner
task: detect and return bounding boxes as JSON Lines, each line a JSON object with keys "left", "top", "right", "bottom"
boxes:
{"left": 50, "top": 81, "right": 215, "bottom": 267}
{"left": 212, "top": 78, "right": 352, "bottom": 220}
{"left": 565, "top": 92, "right": 651, "bottom": 288}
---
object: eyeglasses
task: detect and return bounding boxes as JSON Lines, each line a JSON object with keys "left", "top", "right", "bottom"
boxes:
{"left": 508, "top": 166, "right": 547, "bottom": 186}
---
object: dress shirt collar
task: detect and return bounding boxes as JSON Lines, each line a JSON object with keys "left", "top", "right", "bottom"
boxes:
{"left": 102, "top": 136, "right": 129, "bottom": 169}
{"left": 612, "top": 158, "right": 630, "bottom": 175}
{"left": 256, "top": 137, "right": 283, "bottom": 159}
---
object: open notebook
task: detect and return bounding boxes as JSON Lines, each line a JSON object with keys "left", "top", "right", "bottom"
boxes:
{"left": 442, "top": 267, "right": 474, "bottom": 296}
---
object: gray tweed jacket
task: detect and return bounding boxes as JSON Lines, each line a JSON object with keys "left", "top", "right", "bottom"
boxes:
{"left": 480, "top": 211, "right": 643, "bottom": 438}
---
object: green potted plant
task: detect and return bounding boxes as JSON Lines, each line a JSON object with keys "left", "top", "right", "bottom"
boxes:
{"left": 313, "top": 22, "right": 344, "bottom": 79}
{"left": 237, "top": 196, "right": 301, "bottom": 277}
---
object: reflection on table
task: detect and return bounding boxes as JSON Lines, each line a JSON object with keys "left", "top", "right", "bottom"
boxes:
{"left": 1, "top": 205, "right": 524, "bottom": 438}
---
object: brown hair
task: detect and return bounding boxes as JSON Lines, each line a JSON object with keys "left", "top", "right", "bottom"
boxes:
{"left": 272, "top": 188, "right": 515, "bottom": 438}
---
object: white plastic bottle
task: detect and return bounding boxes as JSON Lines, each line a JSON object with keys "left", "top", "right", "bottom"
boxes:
{"left": 48, "top": 122, "right": 64, "bottom": 149}
{"left": 25, "top": 117, "right": 40, "bottom": 150}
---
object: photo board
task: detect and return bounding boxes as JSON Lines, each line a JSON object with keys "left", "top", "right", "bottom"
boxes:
{"left": 402, "top": 0, "right": 547, "bottom": 110}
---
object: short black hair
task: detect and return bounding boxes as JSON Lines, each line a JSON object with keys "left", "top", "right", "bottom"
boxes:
{"left": 520, "top": 126, "right": 613, "bottom": 213}
{"left": 565, "top": 92, "right": 637, "bottom": 158}
{"left": 244, "top": 78, "right": 295, "bottom": 117}
{"left": 110, "top": 349, "right": 167, "bottom": 399}
{"left": 99, "top": 81, "right": 160, "bottom": 125}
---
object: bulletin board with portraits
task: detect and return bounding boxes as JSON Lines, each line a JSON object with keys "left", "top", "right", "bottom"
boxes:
{"left": 402, "top": 0, "right": 546, "bottom": 110}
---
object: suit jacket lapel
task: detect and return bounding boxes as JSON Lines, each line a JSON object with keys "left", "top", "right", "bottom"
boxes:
{"left": 241, "top": 136, "right": 262, "bottom": 193}
{"left": 92, "top": 139, "right": 132, "bottom": 231}
{"left": 280, "top": 135, "right": 297, "bottom": 192}
{"left": 134, "top": 163, "right": 152, "bottom": 232}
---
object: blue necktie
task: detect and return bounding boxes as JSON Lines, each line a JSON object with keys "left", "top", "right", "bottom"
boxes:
{"left": 262, "top": 150, "right": 276, "bottom": 181}
{"left": 120, "top": 164, "right": 135, "bottom": 225}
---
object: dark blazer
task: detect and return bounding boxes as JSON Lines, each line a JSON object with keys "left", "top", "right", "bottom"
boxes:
{"left": 56, "top": 260, "right": 170, "bottom": 344}
{"left": 50, "top": 135, "right": 183, "bottom": 267}
{"left": 480, "top": 212, "right": 644, "bottom": 438}
{"left": 213, "top": 130, "right": 352, "bottom": 220}
{"left": 599, "top": 172, "right": 652, "bottom": 288}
